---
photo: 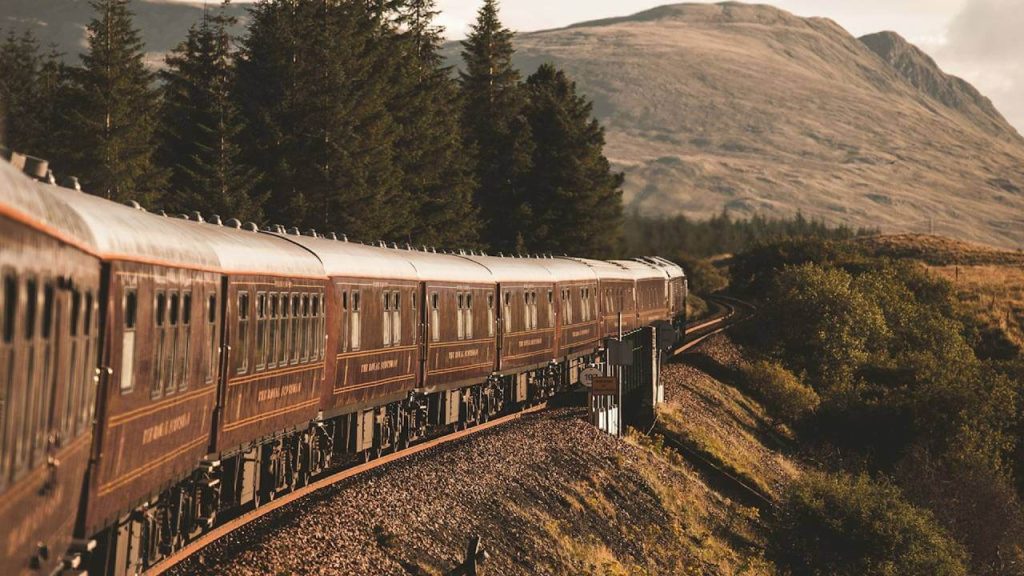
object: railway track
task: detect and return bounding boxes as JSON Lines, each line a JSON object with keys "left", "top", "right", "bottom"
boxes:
{"left": 673, "top": 294, "right": 755, "bottom": 356}
{"left": 147, "top": 402, "right": 549, "bottom": 575}
{"left": 147, "top": 296, "right": 754, "bottom": 575}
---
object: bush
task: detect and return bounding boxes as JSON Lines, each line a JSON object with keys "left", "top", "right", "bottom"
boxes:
{"left": 771, "top": 471, "right": 968, "bottom": 576}
{"left": 676, "top": 255, "right": 728, "bottom": 295}
{"left": 741, "top": 360, "right": 819, "bottom": 425}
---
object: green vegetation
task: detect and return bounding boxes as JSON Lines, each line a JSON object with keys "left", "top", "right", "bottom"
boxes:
{"left": 740, "top": 361, "right": 819, "bottom": 427}
{"left": 626, "top": 211, "right": 876, "bottom": 260}
{"left": 0, "top": 0, "right": 624, "bottom": 256}
{"left": 732, "top": 237, "right": 1024, "bottom": 575}
{"left": 771, "top": 471, "right": 968, "bottom": 576}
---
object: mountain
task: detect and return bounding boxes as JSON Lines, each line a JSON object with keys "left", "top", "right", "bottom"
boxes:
{"left": 4, "top": 1, "right": 1024, "bottom": 248}
{"left": 447, "top": 2, "right": 1024, "bottom": 249}
{"left": 0, "top": 0, "right": 249, "bottom": 66}
{"left": 859, "top": 30, "right": 1018, "bottom": 140}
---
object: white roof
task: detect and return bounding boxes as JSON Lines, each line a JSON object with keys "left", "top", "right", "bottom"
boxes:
{"left": 277, "top": 235, "right": 494, "bottom": 284}
{"left": 638, "top": 256, "right": 686, "bottom": 279}
{"left": 537, "top": 258, "right": 599, "bottom": 283}
{"left": 610, "top": 259, "right": 666, "bottom": 281}
{"left": 458, "top": 254, "right": 555, "bottom": 284}
{"left": 560, "top": 257, "right": 636, "bottom": 281}
{"left": 0, "top": 160, "right": 96, "bottom": 248}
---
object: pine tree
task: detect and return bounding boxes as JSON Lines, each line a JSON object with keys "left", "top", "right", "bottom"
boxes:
{"left": 67, "top": 0, "right": 166, "bottom": 204}
{"left": 522, "top": 63, "right": 624, "bottom": 258}
{"left": 159, "top": 2, "right": 264, "bottom": 222}
{"left": 0, "top": 30, "right": 43, "bottom": 154}
{"left": 394, "top": 0, "right": 480, "bottom": 248}
{"left": 460, "top": 0, "right": 533, "bottom": 253}
{"left": 237, "top": 0, "right": 408, "bottom": 241}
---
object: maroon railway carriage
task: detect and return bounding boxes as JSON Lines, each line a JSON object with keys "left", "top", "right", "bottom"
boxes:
{"left": 459, "top": 255, "right": 561, "bottom": 403}
{"left": 0, "top": 161, "right": 100, "bottom": 575}
{"left": 54, "top": 191, "right": 226, "bottom": 575}
{"left": 612, "top": 260, "right": 670, "bottom": 328}
{"left": 569, "top": 258, "right": 640, "bottom": 337}
{"left": 638, "top": 256, "right": 688, "bottom": 332}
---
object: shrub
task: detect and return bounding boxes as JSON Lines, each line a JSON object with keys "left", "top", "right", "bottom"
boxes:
{"left": 676, "top": 255, "right": 729, "bottom": 295}
{"left": 770, "top": 471, "right": 968, "bottom": 576}
{"left": 741, "top": 360, "right": 819, "bottom": 425}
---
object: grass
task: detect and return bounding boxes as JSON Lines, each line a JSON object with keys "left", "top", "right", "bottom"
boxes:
{"left": 930, "top": 264, "right": 1024, "bottom": 352}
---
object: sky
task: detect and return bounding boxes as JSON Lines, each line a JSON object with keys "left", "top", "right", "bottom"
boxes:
{"left": 169, "top": 0, "right": 1024, "bottom": 132}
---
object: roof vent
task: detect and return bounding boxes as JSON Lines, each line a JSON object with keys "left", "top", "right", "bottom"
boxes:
{"left": 61, "top": 176, "right": 81, "bottom": 191}
{"left": 273, "top": 224, "right": 285, "bottom": 234}
{"left": 226, "top": 218, "right": 242, "bottom": 229}
{"left": 328, "top": 232, "right": 338, "bottom": 241}
{"left": 405, "top": 243, "right": 411, "bottom": 250}
{"left": 178, "top": 214, "right": 190, "bottom": 220}
{"left": 244, "top": 222, "right": 259, "bottom": 232}
{"left": 431, "top": 247, "right": 437, "bottom": 253}
{"left": 342, "top": 234, "right": 348, "bottom": 242}
{"left": 378, "top": 240, "right": 386, "bottom": 248}
{"left": 288, "top": 227, "right": 300, "bottom": 235}
{"left": 21, "top": 154, "right": 48, "bottom": 181}
{"left": 160, "top": 210, "right": 168, "bottom": 217}
{"left": 305, "top": 228, "right": 318, "bottom": 238}
{"left": 191, "top": 211, "right": 204, "bottom": 223}
{"left": 210, "top": 215, "right": 223, "bottom": 226}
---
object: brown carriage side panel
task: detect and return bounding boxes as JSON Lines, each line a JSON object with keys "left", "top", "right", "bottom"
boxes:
{"left": 216, "top": 276, "right": 327, "bottom": 453}
{"left": 0, "top": 216, "right": 100, "bottom": 576}
{"left": 422, "top": 282, "right": 497, "bottom": 392}
{"left": 322, "top": 278, "right": 420, "bottom": 416}
{"left": 555, "top": 280, "right": 601, "bottom": 359}
{"left": 82, "top": 261, "right": 219, "bottom": 536}
{"left": 497, "top": 282, "right": 557, "bottom": 373}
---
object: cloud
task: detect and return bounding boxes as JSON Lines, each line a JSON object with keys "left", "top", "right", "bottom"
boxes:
{"left": 932, "top": 0, "right": 1024, "bottom": 133}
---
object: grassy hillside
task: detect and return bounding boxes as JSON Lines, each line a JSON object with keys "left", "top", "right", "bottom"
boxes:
{"left": 444, "top": 3, "right": 1024, "bottom": 249}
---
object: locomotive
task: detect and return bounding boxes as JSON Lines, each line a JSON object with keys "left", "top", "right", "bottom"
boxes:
{"left": 0, "top": 154, "right": 686, "bottom": 575}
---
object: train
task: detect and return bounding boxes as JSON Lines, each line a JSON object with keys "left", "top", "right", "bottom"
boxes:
{"left": 0, "top": 153, "right": 686, "bottom": 576}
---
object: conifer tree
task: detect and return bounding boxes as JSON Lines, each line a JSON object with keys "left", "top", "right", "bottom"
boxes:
{"left": 159, "top": 2, "right": 264, "bottom": 222}
{"left": 237, "top": 0, "right": 408, "bottom": 241}
{"left": 460, "top": 0, "right": 533, "bottom": 253}
{"left": 67, "top": 0, "right": 166, "bottom": 204}
{"left": 0, "top": 31, "right": 76, "bottom": 171}
{"left": 394, "top": 0, "right": 480, "bottom": 248}
{"left": 522, "top": 63, "right": 624, "bottom": 258}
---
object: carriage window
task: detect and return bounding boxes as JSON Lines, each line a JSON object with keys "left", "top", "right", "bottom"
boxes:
{"left": 531, "top": 291, "right": 539, "bottom": 330}
{"left": 384, "top": 291, "right": 393, "bottom": 346}
{"left": 207, "top": 293, "right": 218, "bottom": 382}
{"left": 288, "top": 294, "right": 299, "bottom": 364}
{"left": 342, "top": 291, "right": 348, "bottom": 310}
{"left": 121, "top": 288, "right": 138, "bottom": 394}
{"left": 465, "top": 293, "right": 473, "bottom": 340}
{"left": 84, "top": 292, "right": 93, "bottom": 336}
{"left": 153, "top": 291, "right": 166, "bottom": 398}
{"left": 487, "top": 293, "right": 495, "bottom": 338}
{"left": 301, "top": 294, "right": 310, "bottom": 362}
{"left": 457, "top": 292, "right": 465, "bottom": 340}
{"left": 167, "top": 292, "right": 180, "bottom": 395}
{"left": 268, "top": 293, "right": 279, "bottom": 368}
{"left": 391, "top": 291, "right": 401, "bottom": 346}
{"left": 70, "top": 290, "right": 81, "bottom": 337}
{"left": 237, "top": 292, "right": 250, "bottom": 374}
{"left": 279, "top": 293, "right": 290, "bottom": 365}
{"left": 42, "top": 283, "right": 54, "bottom": 339}
{"left": 256, "top": 292, "right": 267, "bottom": 370}
{"left": 351, "top": 291, "right": 361, "bottom": 351}
{"left": 2, "top": 275, "right": 14, "bottom": 343}
{"left": 503, "top": 291, "right": 512, "bottom": 334}
{"left": 430, "top": 292, "right": 440, "bottom": 342}
{"left": 547, "top": 290, "right": 554, "bottom": 326}
{"left": 25, "top": 278, "right": 37, "bottom": 339}
{"left": 180, "top": 292, "right": 191, "bottom": 392}
{"left": 170, "top": 293, "right": 180, "bottom": 326}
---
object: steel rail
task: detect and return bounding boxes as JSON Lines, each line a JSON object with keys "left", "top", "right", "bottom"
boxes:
{"left": 145, "top": 402, "right": 549, "bottom": 576}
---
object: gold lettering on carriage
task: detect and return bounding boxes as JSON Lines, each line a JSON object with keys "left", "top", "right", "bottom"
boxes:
{"left": 258, "top": 382, "right": 302, "bottom": 402}
{"left": 447, "top": 348, "right": 480, "bottom": 361}
{"left": 519, "top": 337, "right": 543, "bottom": 347}
{"left": 360, "top": 359, "right": 398, "bottom": 374}
{"left": 142, "top": 413, "right": 191, "bottom": 445}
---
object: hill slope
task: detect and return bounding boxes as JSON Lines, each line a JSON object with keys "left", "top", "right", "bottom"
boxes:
{"left": 450, "top": 2, "right": 1024, "bottom": 248}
